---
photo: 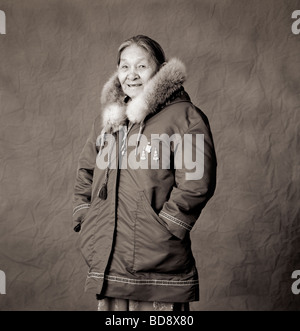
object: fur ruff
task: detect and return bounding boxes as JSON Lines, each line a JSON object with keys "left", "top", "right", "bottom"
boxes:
{"left": 100, "top": 58, "right": 186, "bottom": 132}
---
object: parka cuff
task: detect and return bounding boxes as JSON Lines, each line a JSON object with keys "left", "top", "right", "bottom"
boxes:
{"left": 159, "top": 210, "right": 192, "bottom": 240}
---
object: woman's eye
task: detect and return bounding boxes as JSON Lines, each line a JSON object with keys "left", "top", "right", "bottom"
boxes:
{"left": 139, "top": 65, "right": 146, "bottom": 69}
{"left": 121, "top": 65, "right": 128, "bottom": 69}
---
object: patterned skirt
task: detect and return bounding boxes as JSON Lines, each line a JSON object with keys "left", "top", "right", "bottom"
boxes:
{"left": 97, "top": 297, "right": 189, "bottom": 311}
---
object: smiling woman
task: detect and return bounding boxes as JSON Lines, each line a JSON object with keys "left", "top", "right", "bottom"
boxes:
{"left": 72, "top": 35, "right": 217, "bottom": 311}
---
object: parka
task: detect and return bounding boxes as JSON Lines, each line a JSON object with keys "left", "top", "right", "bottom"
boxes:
{"left": 72, "top": 58, "right": 217, "bottom": 303}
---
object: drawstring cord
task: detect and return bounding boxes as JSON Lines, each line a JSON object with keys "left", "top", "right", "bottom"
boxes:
{"left": 98, "top": 128, "right": 113, "bottom": 200}
{"left": 97, "top": 128, "right": 106, "bottom": 156}
{"left": 120, "top": 121, "right": 144, "bottom": 156}
{"left": 135, "top": 121, "right": 145, "bottom": 156}
{"left": 121, "top": 122, "right": 133, "bottom": 155}
{"left": 98, "top": 120, "right": 145, "bottom": 199}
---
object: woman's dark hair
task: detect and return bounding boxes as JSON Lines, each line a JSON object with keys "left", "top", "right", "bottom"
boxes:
{"left": 117, "top": 35, "right": 166, "bottom": 68}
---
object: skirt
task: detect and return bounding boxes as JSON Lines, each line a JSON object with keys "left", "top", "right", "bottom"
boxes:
{"left": 97, "top": 297, "right": 190, "bottom": 311}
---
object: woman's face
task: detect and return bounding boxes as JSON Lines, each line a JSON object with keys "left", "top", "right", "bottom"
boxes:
{"left": 118, "top": 44, "right": 158, "bottom": 99}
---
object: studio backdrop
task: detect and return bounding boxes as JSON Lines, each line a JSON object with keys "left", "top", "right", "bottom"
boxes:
{"left": 0, "top": 0, "right": 299, "bottom": 311}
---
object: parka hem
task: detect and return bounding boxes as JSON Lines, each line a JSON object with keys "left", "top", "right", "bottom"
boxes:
{"left": 84, "top": 272, "right": 199, "bottom": 303}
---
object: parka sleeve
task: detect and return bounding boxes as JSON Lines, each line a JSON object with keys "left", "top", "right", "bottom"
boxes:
{"left": 72, "top": 120, "right": 98, "bottom": 225}
{"left": 158, "top": 112, "right": 217, "bottom": 240}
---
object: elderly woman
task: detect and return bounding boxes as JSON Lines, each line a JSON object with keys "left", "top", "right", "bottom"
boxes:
{"left": 72, "top": 35, "right": 217, "bottom": 311}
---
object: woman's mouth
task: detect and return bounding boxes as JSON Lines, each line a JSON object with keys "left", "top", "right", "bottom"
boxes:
{"left": 127, "top": 83, "right": 142, "bottom": 87}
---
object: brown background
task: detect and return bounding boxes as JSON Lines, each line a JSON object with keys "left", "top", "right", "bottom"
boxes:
{"left": 0, "top": 0, "right": 299, "bottom": 311}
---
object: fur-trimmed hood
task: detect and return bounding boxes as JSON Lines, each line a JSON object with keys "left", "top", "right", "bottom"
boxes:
{"left": 100, "top": 58, "right": 187, "bottom": 133}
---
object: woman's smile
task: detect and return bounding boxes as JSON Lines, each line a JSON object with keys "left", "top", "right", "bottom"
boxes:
{"left": 127, "top": 83, "right": 142, "bottom": 87}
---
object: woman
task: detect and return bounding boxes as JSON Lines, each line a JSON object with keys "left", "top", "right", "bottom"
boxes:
{"left": 72, "top": 35, "right": 217, "bottom": 311}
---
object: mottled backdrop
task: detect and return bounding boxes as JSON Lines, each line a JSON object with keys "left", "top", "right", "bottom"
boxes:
{"left": 0, "top": 0, "right": 299, "bottom": 311}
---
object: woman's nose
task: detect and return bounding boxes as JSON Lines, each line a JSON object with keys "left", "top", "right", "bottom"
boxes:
{"left": 127, "top": 69, "right": 139, "bottom": 80}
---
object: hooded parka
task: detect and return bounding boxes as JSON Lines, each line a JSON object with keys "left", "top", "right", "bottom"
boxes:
{"left": 72, "top": 58, "right": 217, "bottom": 303}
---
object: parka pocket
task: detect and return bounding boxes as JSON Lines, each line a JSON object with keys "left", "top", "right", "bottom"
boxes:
{"left": 132, "top": 191, "right": 192, "bottom": 274}
{"left": 139, "top": 191, "right": 171, "bottom": 235}
{"left": 79, "top": 198, "right": 102, "bottom": 267}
